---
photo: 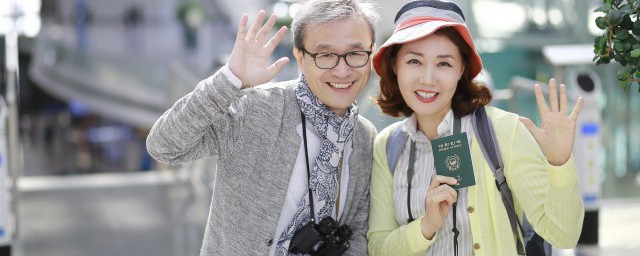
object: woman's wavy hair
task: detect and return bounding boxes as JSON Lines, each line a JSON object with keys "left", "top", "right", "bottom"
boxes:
{"left": 374, "top": 27, "right": 492, "bottom": 118}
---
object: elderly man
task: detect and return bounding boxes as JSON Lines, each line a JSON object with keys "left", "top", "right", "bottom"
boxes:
{"left": 146, "top": 0, "right": 379, "bottom": 255}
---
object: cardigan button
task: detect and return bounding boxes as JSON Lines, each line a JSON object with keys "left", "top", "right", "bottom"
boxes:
{"left": 473, "top": 243, "right": 481, "bottom": 250}
{"left": 467, "top": 206, "right": 474, "bottom": 213}
{"left": 267, "top": 239, "right": 273, "bottom": 246}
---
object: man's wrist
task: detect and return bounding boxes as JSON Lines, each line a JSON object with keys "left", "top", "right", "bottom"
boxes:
{"left": 221, "top": 64, "right": 242, "bottom": 89}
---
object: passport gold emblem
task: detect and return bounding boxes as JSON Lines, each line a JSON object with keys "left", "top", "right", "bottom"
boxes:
{"left": 445, "top": 154, "right": 461, "bottom": 171}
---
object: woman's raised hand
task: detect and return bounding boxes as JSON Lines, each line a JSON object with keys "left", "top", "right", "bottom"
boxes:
{"left": 519, "top": 78, "right": 584, "bottom": 166}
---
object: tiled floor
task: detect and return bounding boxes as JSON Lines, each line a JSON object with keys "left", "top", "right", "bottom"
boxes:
{"left": 15, "top": 171, "right": 210, "bottom": 256}
{"left": 13, "top": 172, "right": 640, "bottom": 256}
{"left": 555, "top": 199, "right": 640, "bottom": 256}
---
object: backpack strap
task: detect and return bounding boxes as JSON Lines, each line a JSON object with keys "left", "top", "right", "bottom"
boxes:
{"left": 472, "top": 106, "right": 526, "bottom": 256}
{"left": 386, "top": 125, "right": 409, "bottom": 175}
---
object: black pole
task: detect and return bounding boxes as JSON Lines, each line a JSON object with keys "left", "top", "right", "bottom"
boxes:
{"left": 578, "top": 208, "right": 599, "bottom": 245}
{"left": 0, "top": 245, "right": 10, "bottom": 256}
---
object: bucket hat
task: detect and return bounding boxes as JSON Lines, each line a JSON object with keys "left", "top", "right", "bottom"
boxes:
{"left": 373, "top": 0, "right": 482, "bottom": 78}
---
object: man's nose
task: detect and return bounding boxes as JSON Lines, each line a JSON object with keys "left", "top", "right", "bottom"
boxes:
{"left": 330, "top": 57, "right": 352, "bottom": 77}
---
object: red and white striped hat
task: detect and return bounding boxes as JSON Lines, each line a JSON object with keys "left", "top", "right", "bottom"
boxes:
{"left": 373, "top": 0, "right": 483, "bottom": 78}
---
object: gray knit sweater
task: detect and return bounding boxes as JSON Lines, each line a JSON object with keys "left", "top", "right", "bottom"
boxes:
{"left": 146, "top": 70, "right": 376, "bottom": 255}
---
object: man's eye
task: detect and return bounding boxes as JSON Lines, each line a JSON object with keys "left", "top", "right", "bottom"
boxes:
{"left": 317, "top": 53, "right": 335, "bottom": 59}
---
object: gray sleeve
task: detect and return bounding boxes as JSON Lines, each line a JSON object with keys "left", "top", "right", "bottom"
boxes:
{"left": 345, "top": 124, "right": 377, "bottom": 256}
{"left": 345, "top": 182, "right": 370, "bottom": 256}
{"left": 146, "top": 69, "right": 245, "bottom": 164}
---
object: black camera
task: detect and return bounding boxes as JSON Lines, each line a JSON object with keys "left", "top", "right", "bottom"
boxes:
{"left": 288, "top": 217, "right": 352, "bottom": 256}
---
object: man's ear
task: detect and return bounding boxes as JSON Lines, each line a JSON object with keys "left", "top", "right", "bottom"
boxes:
{"left": 293, "top": 47, "right": 304, "bottom": 70}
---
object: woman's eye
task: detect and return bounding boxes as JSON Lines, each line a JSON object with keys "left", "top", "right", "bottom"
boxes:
{"left": 407, "top": 59, "right": 421, "bottom": 65}
{"left": 438, "top": 61, "right": 453, "bottom": 67}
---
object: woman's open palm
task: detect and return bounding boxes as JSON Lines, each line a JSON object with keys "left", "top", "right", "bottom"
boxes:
{"left": 519, "top": 78, "right": 584, "bottom": 166}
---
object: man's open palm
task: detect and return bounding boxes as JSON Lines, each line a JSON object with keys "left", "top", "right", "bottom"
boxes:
{"left": 228, "top": 10, "right": 290, "bottom": 88}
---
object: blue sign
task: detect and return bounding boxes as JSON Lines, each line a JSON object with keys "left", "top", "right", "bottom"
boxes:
{"left": 583, "top": 194, "right": 598, "bottom": 203}
{"left": 581, "top": 123, "right": 599, "bottom": 136}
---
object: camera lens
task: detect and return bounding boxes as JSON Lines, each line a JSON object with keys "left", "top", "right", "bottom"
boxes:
{"left": 318, "top": 217, "right": 337, "bottom": 235}
{"left": 335, "top": 225, "right": 352, "bottom": 241}
{"left": 289, "top": 222, "right": 323, "bottom": 253}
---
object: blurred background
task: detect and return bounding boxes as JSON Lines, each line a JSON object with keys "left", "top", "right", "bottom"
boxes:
{"left": 1, "top": 0, "right": 639, "bottom": 255}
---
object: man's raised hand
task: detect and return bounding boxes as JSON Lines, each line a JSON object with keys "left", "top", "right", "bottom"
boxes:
{"left": 228, "top": 11, "right": 290, "bottom": 89}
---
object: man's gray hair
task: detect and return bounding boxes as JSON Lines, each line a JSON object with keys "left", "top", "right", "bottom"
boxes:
{"left": 291, "top": 0, "right": 380, "bottom": 50}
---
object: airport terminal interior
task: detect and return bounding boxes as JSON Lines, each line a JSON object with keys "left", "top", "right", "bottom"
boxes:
{"left": 1, "top": 0, "right": 640, "bottom": 255}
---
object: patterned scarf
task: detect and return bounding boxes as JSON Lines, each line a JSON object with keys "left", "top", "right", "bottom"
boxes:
{"left": 275, "top": 76, "right": 359, "bottom": 255}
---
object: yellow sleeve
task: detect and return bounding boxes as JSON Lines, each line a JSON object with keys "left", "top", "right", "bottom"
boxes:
{"left": 503, "top": 119, "right": 584, "bottom": 249}
{"left": 367, "top": 130, "right": 437, "bottom": 256}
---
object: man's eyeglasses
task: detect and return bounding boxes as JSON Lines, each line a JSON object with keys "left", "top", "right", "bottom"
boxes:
{"left": 301, "top": 48, "right": 372, "bottom": 69}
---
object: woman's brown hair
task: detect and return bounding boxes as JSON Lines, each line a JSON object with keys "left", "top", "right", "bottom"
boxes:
{"left": 374, "top": 27, "right": 492, "bottom": 118}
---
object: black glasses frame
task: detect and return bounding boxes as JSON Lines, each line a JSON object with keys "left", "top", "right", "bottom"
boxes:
{"left": 301, "top": 48, "right": 372, "bottom": 69}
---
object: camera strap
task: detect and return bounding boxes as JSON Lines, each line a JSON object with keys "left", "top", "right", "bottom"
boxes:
{"left": 452, "top": 117, "right": 461, "bottom": 256}
{"left": 300, "top": 112, "right": 344, "bottom": 223}
{"left": 335, "top": 153, "right": 344, "bottom": 217}
{"left": 301, "top": 112, "right": 316, "bottom": 223}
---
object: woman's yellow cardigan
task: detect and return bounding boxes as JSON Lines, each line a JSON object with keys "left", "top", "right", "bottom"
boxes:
{"left": 368, "top": 106, "right": 584, "bottom": 256}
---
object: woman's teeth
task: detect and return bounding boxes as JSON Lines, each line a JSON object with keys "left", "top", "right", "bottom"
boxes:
{"left": 416, "top": 91, "right": 437, "bottom": 99}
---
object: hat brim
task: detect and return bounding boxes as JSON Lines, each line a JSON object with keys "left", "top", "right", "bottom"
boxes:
{"left": 373, "top": 20, "right": 483, "bottom": 79}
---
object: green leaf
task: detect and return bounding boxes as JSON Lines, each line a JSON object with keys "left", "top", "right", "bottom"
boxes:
{"left": 616, "top": 29, "right": 630, "bottom": 40}
{"left": 594, "top": 35, "right": 602, "bottom": 45}
{"left": 596, "top": 16, "right": 607, "bottom": 29}
{"left": 623, "top": 82, "right": 631, "bottom": 93}
{"left": 621, "top": 4, "right": 632, "bottom": 13}
{"left": 622, "top": 15, "right": 634, "bottom": 29}
{"left": 604, "top": 2, "right": 612, "bottom": 12}
{"left": 634, "top": 19, "right": 640, "bottom": 30}
{"left": 617, "top": 69, "right": 628, "bottom": 80}
{"left": 609, "top": 10, "right": 624, "bottom": 25}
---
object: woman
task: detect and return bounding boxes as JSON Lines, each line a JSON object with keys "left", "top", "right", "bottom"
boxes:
{"left": 367, "top": 1, "right": 585, "bottom": 255}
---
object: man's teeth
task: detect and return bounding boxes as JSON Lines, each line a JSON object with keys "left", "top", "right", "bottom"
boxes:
{"left": 416, "top": 91, "right": 437, "bottom": 98}
{"left": 329, "top": 82, "right": 351, "bottom": 89}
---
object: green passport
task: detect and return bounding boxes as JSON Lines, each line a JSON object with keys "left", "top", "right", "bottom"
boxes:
{"left": 431, "top": 132, "right": 476, "bottom": 189}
